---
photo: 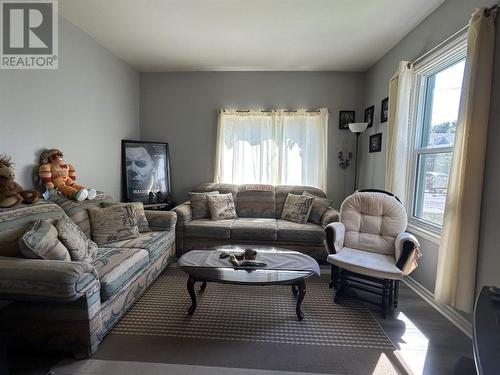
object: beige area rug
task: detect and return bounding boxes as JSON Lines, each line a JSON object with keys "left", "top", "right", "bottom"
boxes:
{"left": 112, "top": 274, "right": 395, "bottom": 350}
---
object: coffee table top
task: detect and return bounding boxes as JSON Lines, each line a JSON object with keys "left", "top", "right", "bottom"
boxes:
{"left": 179, "top": 246, "right": 320, "bottom": 285}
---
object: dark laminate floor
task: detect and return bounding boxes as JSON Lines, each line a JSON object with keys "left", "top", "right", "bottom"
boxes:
{"left": 1, "top": 265, "right": 476, "bottom": 375}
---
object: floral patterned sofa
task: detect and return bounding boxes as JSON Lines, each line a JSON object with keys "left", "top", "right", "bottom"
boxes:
{"left": 0, "top": 194, "right": 176, "bottom": 357}
{"left": 173, "top": 183, "right": 339, "bottom": 260}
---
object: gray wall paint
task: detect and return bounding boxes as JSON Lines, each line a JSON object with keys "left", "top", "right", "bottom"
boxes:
{"left": 0, "top": 17, "right": 140, "bottom": 201}
{"left": 140, "top": 71, "right": 364, "bottom": 205}
{"left": 358, "top": 0, "right": 497, "bottom": 295}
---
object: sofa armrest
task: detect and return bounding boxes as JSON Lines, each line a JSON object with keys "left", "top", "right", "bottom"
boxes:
{"left": 395, "top": 232, "right": 422, "bottom": 275}
{"left": 145, "top": 210, "right": 177, "bottom": 231}
{"left": 172, "top": 202, "right": 192, "bottom": 225}
{"left": 321, "top": 207, "right": 340, "bottom": 228}
{"left": 0, "top": 257, "right": 99, "bottom": 302}
{"left": 324, "top": 222, "right": 345, "bottom": 254}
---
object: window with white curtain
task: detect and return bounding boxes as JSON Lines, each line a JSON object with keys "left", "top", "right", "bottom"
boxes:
{"left": 214, "top": 108, "right": 328, "bottom": 190}
{"left": 408, "top": 34, "right": 467, "bottom": 230}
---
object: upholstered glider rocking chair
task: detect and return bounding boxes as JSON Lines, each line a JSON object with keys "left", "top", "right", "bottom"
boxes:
{"left": 325, "top": 190, "right": 422, "bottom": 318}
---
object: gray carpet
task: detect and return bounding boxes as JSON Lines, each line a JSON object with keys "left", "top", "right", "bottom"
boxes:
{"left": 112, "top": 273, "right": 394, "bottom": 350}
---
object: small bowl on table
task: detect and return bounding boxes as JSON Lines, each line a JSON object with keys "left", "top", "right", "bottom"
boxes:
{"left": 244, "top": 248, "right": 258, "bottom": 260}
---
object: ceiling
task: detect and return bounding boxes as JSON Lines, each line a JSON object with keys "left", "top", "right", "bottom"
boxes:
{"left": 59, "top": 0, "right": 444, "bottom": 72}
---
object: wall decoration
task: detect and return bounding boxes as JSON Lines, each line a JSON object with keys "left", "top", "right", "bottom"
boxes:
{"left": 369, "top": 133, "right": 382, "bottom": 153}
{"left": 364, "top": 105, "right": 374, "bottom": 127}
{"left": 121, "top": 140, "right": 172, "bottom": 203}
{"left": 380, "top": 97, "right": 389, "bottom": 123}
{"left": 339, "top": 111, "right": 355, "bottom": 130}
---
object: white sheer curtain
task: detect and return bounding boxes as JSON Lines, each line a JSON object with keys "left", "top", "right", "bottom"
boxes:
{"left": 435, "top": 8, "right": 497, "bottom": 313}
{"left": 214, "top": 108, "right": 328, "bottom": 190}
{"left": 385, "top": 61, "right": 415, "bottom": 203}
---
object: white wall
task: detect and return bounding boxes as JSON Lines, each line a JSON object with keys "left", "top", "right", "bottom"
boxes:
{"left": 140, "top": 71, "right": 365, "bottom": 206}
{"left": 358, "top": 0, "right": 498, "bottom": 295}
{"left": 0, "top": 17, "right": 140, "bottom": 200}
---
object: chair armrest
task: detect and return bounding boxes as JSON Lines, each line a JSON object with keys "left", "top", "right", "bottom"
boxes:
{"left": 0, "top": 257, "right": 99, "bottom": 302}
{"left": 324, "top": 222, "right": 345, "bottom": 254}
{"left": 144, "top": 210, "right": 177, "bottom": 231}
{"left": 321, "top": 207, "right": 340, "bottom": 228}
{"left": 395, "top": 232, "right": 422, "bottom": 275}
{"left": 172, "top": 202, "right": 192, "bottom": 225}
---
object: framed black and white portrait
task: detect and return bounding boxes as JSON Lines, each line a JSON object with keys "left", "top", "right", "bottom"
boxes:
{"left": 369, "top": 133, "right": 382, "bottom": 153}
{"left": 339, "top": 111, "right": 355, "bottom": 130}
{"left": 380, "top": 97, "right": 389, "bottom": 123}
{"left": 364, "top": 105, "right": 374, "bottom": 128}
{"left": 121, "top": 140, "right": 172, "bottom": 203}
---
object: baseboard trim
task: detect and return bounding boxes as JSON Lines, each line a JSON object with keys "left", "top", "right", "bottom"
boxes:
{"left": 403, "top": 276, "right": 472, "bottom": 339}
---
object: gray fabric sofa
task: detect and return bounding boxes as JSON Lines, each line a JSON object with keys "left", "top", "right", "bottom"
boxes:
{"left": 173, "top": 183, "right": 339, "bottom": 260}
{"left": 0, "top": 193, "right": 176, "bottom": 357}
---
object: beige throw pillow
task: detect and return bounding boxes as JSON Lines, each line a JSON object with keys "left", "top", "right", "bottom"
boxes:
{"left": 281, "top": 193, "right": 314, "bottom": 224}
{"left": 57, "top": 217, "right": 99, "bottom": 262}
{"left": 88, "top": 205, "right": 140, "bottom": 246}
{"left": 302, "top": 191, "right": 331, "bottom": 224}
{"left": 189, "top": 191, "right": 219, "bottom": 219}
{"left": 19, "top": 220, "right": 71, "bottom": 261}
{"left": 207, "top": 193, "right": 237, "bottom": 220}
{"left": 102, "top": 201, "right": 151, "bottom": 233}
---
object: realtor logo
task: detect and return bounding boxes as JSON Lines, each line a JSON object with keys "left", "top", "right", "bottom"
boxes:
{"left": 1, "top": 0, "right": 58, "bottom": 69}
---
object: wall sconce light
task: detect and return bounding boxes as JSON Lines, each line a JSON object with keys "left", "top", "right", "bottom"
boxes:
{"left": 338, "top": 151, "right": 352, "bottom": 169}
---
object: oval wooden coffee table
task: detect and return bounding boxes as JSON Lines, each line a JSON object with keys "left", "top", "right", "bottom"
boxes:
{"left": 178, "top": 246, "right": 320, "bottom": 321}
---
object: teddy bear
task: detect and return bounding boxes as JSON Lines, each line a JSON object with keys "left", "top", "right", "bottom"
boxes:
{"left": 0, "top": 154, "right": 39, "bottom": 208}
{"left": 38, "top": 149, "right": 97, "bottom": 201}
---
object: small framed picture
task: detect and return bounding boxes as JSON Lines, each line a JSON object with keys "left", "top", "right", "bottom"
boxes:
{"left": 380, "top": 97, "right": 389, "bottom": 123}
{"left": 369, "top": 133, "right": 382, "bottom": 153}
{"left": 364, "top": 105, "right": 374, "bottom": 128}
{"left": 339, "top": 111, "right": 355, "bottom": 130}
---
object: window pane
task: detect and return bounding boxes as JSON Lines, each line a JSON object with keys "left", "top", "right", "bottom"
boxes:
{"left": 414, "top": 152, "right": 452, "bottom": 225}
{"left": 421, "top": 60, "right": 465, "bottom": 148}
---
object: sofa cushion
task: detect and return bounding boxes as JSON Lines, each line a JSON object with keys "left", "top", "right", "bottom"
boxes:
{"left": 19, "top": 220, "right": 71, "bottom": 261}
{"left": 207, "top": 193, "right": 237, "bottom": 220}
{"left": 102, "top": 201, "right": 151, "bottom": 233}
{"left": 92, "top": 247, "right": 149, "bottom": 301}
{"left": 303, "top": 191, "right": 331, "bottom": 225}
{"left": 276, "top": 220, "right": 325, "bottom": 243}
{"left": 57, "top": 217, "right": 99, "bottom": 263}
{"left": 236, "top": 184, "right": 276, "bottom": 219}
{"left": 281, "top": 193, "right": 314, "bottom": 224}
{"left": 48, "top": 192, "right": 112, "bottom": 238}
{"left": 102, "top": 230, "right": 175, "bottom": 262}
{"left": 231, "top": 218, "right": 277, "bottom": 241}
{"left": 184, "top": 219, "right": 236, "bottom": 239}
{"left": 88, "top": 205, "right": 140, "bottom": 246}
{"left": 327, "top": 247, "right": 403, "bottom": 280}
{"left": 189, "top": 191, "right": 219, "bottom": 219}
{"left": 275, "top": 185, "right": 327, "bottom": 218}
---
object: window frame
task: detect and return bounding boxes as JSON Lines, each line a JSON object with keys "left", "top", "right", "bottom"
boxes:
{"left": 406, "top": 33, "right": 468, "bottom": 236}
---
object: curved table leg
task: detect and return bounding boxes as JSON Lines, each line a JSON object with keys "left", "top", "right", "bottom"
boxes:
{"left": 295, "top": 280, "right": 306, "bottom": 321}
{"left": 200, "top": 281, "right": 207, "bottom": 293}
{"left": 187, "top": 275, "right": 197, "bottom": 315}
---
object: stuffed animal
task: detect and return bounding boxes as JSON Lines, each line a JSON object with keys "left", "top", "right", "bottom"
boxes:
{"left": 0, "top": 154, "right": 39, "bottom": 208}
{"left": 39, "top": 149, "right": 97, "bottom": 201}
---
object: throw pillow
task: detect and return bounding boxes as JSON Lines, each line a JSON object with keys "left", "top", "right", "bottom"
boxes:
{"left": 281, "top": 193, "right": 314, "bottom": 224}
{"left": 19, "top": 220, "right": 71, "bottom": 261}
{"left": 102, "top": 201, "right": 151, "bottom": 233}
{"left": 189, "top": 191, "right": 219, "bottom": 219}
{"left": 302, "top": 191, "right": 331, "bottom": 224}
{"left": 57, "top": 217, "right": 99, "bottom": 262}
{"left": 88, "top": 205, "right": 140, "bottom": 246}
{"left": 207, "top": 193, "right": 237, "bottom": 220}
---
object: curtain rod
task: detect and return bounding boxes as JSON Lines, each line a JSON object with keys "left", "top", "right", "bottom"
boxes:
{"left": 408, "top": 4, "right": 498, "bottom": 69}
{"left": 223, "top": 109, "right": 332, "bottom": 114}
